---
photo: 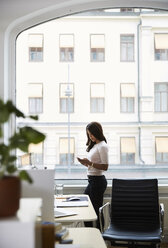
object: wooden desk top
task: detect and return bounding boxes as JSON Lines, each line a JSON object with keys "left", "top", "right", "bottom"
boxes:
{"left": 65, "top": 227, "right": 107, "bottom": 248}
{"left": 55, "top": 195, "right": 97, "bottom": 223}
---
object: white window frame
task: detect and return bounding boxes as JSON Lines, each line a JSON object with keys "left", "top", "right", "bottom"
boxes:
{"left": 120, "top": 34, "right": 134, "bottom": 62}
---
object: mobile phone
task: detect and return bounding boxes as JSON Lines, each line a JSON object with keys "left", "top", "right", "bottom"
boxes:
{"left": 77, "top": 157, "right": 83, "bottom": 162}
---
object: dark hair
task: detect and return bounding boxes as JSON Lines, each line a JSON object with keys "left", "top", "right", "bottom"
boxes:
{"left": 86, "top": 122, "right": 107, "bottom": 152}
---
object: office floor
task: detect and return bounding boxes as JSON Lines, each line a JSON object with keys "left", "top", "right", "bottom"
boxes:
{"left": 110, "top": 245, "right": 167, "bottom": 248}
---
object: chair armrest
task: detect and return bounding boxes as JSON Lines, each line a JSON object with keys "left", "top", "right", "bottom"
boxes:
{"left": 160, "top": 203, "right": 164, "bottom": 239}
{"left": 99, "top": 202, "right": 111, "bottom": 233}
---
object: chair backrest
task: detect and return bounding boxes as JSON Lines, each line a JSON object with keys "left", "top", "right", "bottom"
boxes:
{"left": 111, "top": 179, "right": 160, "bottom": 230}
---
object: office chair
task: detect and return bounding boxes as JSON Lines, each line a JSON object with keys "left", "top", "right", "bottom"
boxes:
{"left": 99, "top": 179, "right": 164, "bottom": 248}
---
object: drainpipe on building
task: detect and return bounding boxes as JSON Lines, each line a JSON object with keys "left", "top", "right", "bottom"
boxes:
{"left": 137, "top": 16, "right": 145, "bottom": 164}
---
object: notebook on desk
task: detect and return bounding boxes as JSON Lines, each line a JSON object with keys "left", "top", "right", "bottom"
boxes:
{"left": 54, "top": 209, "right": 77, "bottom": 218}
{"left": 54, "top": 199, "right": 89, "bottom": 208}
{"left": 66, "top": 196, "right": 88, "bottom": 202}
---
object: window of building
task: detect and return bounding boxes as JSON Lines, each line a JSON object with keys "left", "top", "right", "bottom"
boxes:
{"left": 90, "top": 83, "right": 105, "bottom": 113}
{"left": 120, "top": 137, "right": 136, "bottom": 164}
{"left": 60, "top": 83, "right": 74, "bottom": 113}
{"left": 28, "top": 34, "right": 43, "bottom": 62}
{"left": 155, "top": 137, "right": 168, "bottom": 164}
{"left": 59, "top": 138, "right": 75, "bottom": 165}
{"left": 60, "top": 34, "right": 74, "bottom": 62}
{"left": 28, "top": 83, "right": 43, "bottom": 114}
{"left": 28, "top": 142, "right": 44, "bottom": 166}
{"left": 155, "top": 83, "right": 168, "bottom": 112}
{"left": 120, "top": 83, "right": 135, "bottom": 113}
{"left": 120, "top": 34, "right": 134, "bottom": 61}
{"left": 90, "top": 34, "right": 105, "bottom": 62}
{"left": 154, "top": 34, "right": 168, "bottom": 60}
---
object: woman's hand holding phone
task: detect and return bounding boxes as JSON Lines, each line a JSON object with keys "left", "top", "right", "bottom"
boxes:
{"left": 77, "top": 157, "right": 90, "bottom": 167}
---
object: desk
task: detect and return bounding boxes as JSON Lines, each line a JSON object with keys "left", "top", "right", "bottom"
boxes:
{"left": 0, "top": 198, "right": 42, "bottom": 248}
{"left": 64, "top": 227, "right": 107, "bottom": 248}
{"left": 55, "top": 195, "right": 97, "bottom": 224}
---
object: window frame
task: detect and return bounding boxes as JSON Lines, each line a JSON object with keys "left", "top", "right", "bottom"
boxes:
{"left": 120, "top": 34, "right": 135, "bottom": 62}
{"left": 59, "top": 83, "right": 74, "bottom": 113}
{"left": 154, "top": 33, "right": 168, "bottom": 61}
{"left": 59, "top": 34, "right": 74, "bottom": 62}
{"left": 154, "top": 82, "right": 168, "bottom": 112}
{"left": 90, "top": 34, "right": 105, "bottom": 62}
{"left": 59, "top": 137, "right": 75, "bottom": 165}
{"left": 120, "top": 137, "right": 136, "bottom": 164}
{"left": 28, "top": 33, "right": 44, "bottom": 62}
{"left": 90, "top": 83, "right": 105, "bottom": 113}
{"left": 155, "top": 136, "right": 168, "bottom": 164}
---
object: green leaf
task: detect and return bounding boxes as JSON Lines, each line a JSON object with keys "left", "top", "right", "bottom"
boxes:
{"left": 9, "top": 133, "right": 29, "bottom": 152}
{"left": 19, "top": 170, "right": 33, "bottom": 183}
{"left": 7, "top": 165, "right": 17, "bottom": 174}
{"left": 0, "top": 100, "right": 10, "bottom": 123}
{"left": 8, "top": 155, "right": 17, "bottom": 162}
{"left": 6, "top": 100, "right": 25, "bottom": 118}
{"left": 29, "top": 115, "right": 38, "bottom": 121}
{"left": 0, "top": 125, "right": 2, "bottom": 137}
{"left": 20, "top": 127, "right": 46, "bottom": 144}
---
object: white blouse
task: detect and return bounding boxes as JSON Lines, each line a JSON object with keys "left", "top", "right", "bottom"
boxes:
{"left": 87, "top": 141, "right": 109, "bottom": 176}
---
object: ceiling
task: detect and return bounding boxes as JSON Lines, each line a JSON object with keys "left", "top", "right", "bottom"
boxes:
{"left": 1, "top": 0, "right": 168, "bottom": 31}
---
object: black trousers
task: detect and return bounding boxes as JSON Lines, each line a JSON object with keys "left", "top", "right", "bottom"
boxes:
{"left": 84, "top": 175, "right": 107, "bottom": 230}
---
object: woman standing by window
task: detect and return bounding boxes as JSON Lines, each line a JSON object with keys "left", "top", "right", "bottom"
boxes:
{"left": 77, "top": 121, "right": 109, "bottom": 229}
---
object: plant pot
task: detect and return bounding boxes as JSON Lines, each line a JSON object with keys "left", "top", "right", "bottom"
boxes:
{"left": 0, "top": 176, "right": 21, "bottom": 217}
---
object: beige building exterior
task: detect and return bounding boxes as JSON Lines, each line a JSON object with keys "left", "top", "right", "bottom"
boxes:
{"left": 16, "top": 9, "right": 168, "bottom": 178}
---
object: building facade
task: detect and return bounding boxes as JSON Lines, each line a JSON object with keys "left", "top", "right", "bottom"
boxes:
{"left": 16, "top": 9, "right": 168, "bottom": 179}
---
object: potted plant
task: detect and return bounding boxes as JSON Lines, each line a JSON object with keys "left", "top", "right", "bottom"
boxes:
{"left": 0, "top": 99, "right": 46, "bottom": 217}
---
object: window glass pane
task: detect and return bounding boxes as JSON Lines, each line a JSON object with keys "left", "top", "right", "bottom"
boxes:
{"left": 60, "top": 98, "right": 67, "bottom": 113}
{"left": 156, "top": 153, "right": 162, "bottom": 163}
{"left": 97, "top": 98, "right": 104, "bottom": 112}
{"left": 155, "top": 92, "right": 160, "bottom": 112}
{"left": 127, "top": 98, "right": 134, "bottom": 112}
{"left": 29, "top": 98, "right": 43, "bottom": 114}
{"left": 127, "top": 153, "right": 135, "bottom": 163}
{"left": 155, "top": 49, "right": 168, "bottom": 60}
{"left": 91, "top": 98, "right": 104, "bottom": 112}
{"left": 60, "top": 98, "right": 74, "bottom": 113}
{"left": 127, "top": 43, "right": 134, "bottom": 61}
{"left": 68, "top": 48, "right": 74, "bottom": 61}
{"left": 32, "top": 153, "right": 43, "bottom": 166}
{"left": 91, "top": 98, "right": 96, "bottom": 112}
{"left": 121, "top": 97, "right": 127, "bottom": 112}
{"left": 60, "top": 153, "right": 74, "bottom": 165}
{"left": 60, "top": 154, "right": 67, "bottom": 165}
{"left": 29, "top": 47, "right": 43, "bottom": 61}
{"left": 60, "top": 49, "right": 66, "bottom": 61}
{"left": 121, "top": 44, "right": 127, "bottom": 61}
{"left": 121, "top": 153, "right": 127, "bottom": 163}
{"left": 161, "top": 92, "right": 168, "bottom": 111}
{"left": 163, "top": 153, "right": 168, "bottom": 162}
{"left": 158, "top": 84, "right": 167, "bottom": 91}
{"left": 121, "top": 35, "right": 134, "bottom": 61}
{"left": 91, "top": 48, "right": 105, "bottom": 62}
{"left": 60, "top": 47, "right": 74, "bottom": 62}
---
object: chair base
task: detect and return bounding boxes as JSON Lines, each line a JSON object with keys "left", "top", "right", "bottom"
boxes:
{"left": 108, "top": 240, "right": 161, "bottom": 248}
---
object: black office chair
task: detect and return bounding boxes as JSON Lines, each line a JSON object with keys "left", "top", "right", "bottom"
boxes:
{"left": 99, "top": 179, "right": 164, "bottom": 248}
